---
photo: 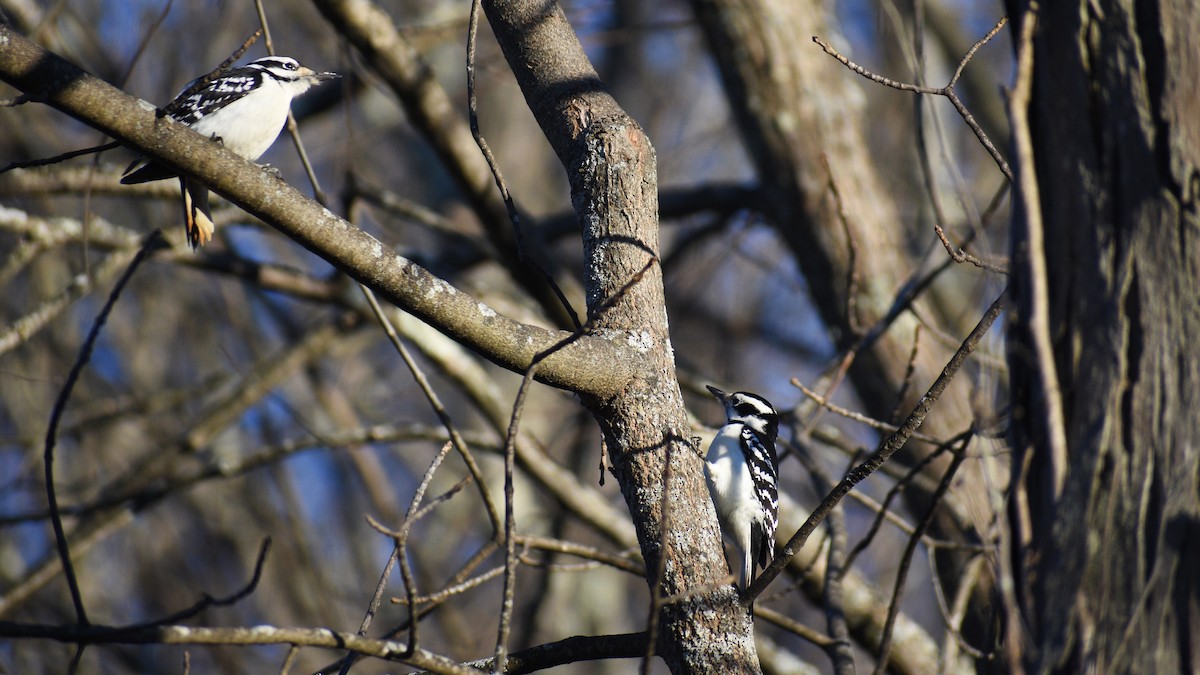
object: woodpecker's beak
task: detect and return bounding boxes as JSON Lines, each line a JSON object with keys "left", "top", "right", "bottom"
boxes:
{"left": 706, "top": 385, "right": 727, "bottom": 403}
{"left": 297, "top": 67, "right": 340, "bottom": 83}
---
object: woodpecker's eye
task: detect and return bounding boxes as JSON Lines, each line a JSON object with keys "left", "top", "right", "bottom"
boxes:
{"left": 284, "top": 61, "right": 298, "bottom": 71}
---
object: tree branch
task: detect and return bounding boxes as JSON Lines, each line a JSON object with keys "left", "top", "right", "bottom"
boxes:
{"left": 0, "top": 622, "right": 476, "bottom": 674}
{"left": 0, "top": 24, "right": 636, "bottom": 398}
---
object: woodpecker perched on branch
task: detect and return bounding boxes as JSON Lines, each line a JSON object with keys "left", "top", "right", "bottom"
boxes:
{"left": 122, "top": 56, "right": 337, "bottom": 248}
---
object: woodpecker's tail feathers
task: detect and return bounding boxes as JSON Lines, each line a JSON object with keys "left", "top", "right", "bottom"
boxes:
{"left": 180, "top": 178, "right": 214, "bottom": 249}
{"left": 121, "top": 157, "right": 178, "bottom": 184}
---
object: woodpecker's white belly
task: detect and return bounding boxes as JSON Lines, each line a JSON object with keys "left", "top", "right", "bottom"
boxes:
{"left": 705, "top": 425, "right": 763, "bottom": 539}
{"left": 189, "top": 81, "right": 292, "bottom": 160}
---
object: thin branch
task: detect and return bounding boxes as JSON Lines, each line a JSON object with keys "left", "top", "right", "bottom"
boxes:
{"left": 0, "top": 142, "right": 120, "bottom": 174}
{"left": 493, "top": 364, "right": 526, "bottom": 674}
{"left": 890, "top": 324, "right": 923, "bottom": 424}
{"left": 821, "top": 154, "right": 863, "bottom": 336}
{"left": 754, "top": 606, "right": 836, "bottom": 648}
{"left": 512, "top": 535, "right": 644, "bottom": 576}
{"left": 350, "top": 175, "right": 495, "bottom": 256}
{"left": 1008, "top": 5, "right": 1067, "bottom": 501}
{"left": 254, "top": 0, "right": 330, "bottom": 207}
{"left": 466, "top": 0, "right": 580, "bottom": 330}
{"left": 749, "top": 289, "right": 1007, "bottom": 601}
{"left": 813, "top": 16, "right": 1013, "bottom": 186}
{"left": 42, "top": 230, "right": 162, "bottom": 626}
{"left": 125, "top": 538, "right": 272, "bottom": 629}
{"left": 873, "top": 433, "right": 973, "bottom": 675}
{"left": 816, "top": 472, "right": 854, "bottom": 673}
{"left": 490, "top": 257, "right": 659, "bottom": 673}
{"left": 641, "top": 439, "right": 674, "bottom": 675}
{"left": 792, "top": 379, "right": 947, "bottom": 446}
{"left": 930, "top": 549, "right": 990, "bottom": 663}
{"left": 360, "top": 285, "right": 501, "bottom": 534}
{"left": 356, "top": 442, "right": 462, "bottom": 669}
{"left": 444, "top": 632, "right": 648, "bottom": 675}
{"left": 280, "top": 645, "right": 301, "bottom": 675}
{"left": 391, "top": 564, "right": 505, "bottom": 606}
{"left": 0, "top": 622, "right": 477, "bottom": 674}
{"left": 840, "top": 433, "right": 960, "bottom": 574}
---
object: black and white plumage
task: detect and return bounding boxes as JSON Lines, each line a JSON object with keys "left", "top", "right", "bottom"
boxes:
{"left": 704, "top": 385, "right": 779, "bottom": 592}
{"left": 122, "top": 56, "right": 338, "bottom": 248}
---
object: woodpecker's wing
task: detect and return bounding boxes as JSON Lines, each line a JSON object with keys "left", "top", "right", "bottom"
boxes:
{"left": 750, "top": 519, "right": 772, "bottom": 578}
{"left": 742, "top": 427, "right": 778, "bottom": 565}
{"left": 121, "top": 65, "right": 266, "bottom": 185}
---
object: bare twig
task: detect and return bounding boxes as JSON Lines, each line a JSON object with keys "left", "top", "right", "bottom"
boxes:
{"left": 930, "top": 550, "right": 989, "bottom": 663}
{"left": 355, "top": 441, "right": 461, "bottom": 668}
{"left": 390, "top": 564, "right": 506, "bottom": 607}
{"left": 841, "top": 435, "right": 956, "bottom": 574}
{"left": 279, "top": 645, "right": 300, "bottom": 675}
{"left": 360, "top": 285, "right": 501, "bottom": 533}
{"left": 512, "top": 535, "right": 644, "bottom": 575}
{"left": 466, "top": 0, "right": 580, "bottom": 330}
{"left": 490, "top": 256, "right": 658, "bottom": 673}
{"left": 0, "top": 621, "right": 477, "bottom": 673}
{"left": 42, "top": 230, "right": 162, "bottom": 626}
{"left": 821, "top": 154, "right": 863, "bottom": 336}
{"left": 128, "top": 538, "right": 272, "bottom": 629}
{"left": 749, "top": 289, "right": 1007, "bottom": 601}
{"left": 793, "top": 379, "right": 946, "bottom": 446}
{"left": 351, "top": 175, "right": 494, "bottom": 254}
{"left": 814, "top": 18, "right": 1012, "bottom": 274}
{"left": 754, "top": 606, "right": 835, "bottom": 648}
{"left": 890, "top": 325, "right": 923, "bottom": 424}
{"left": 444, "top": 632, "right": 648, "bottom": 675}
{"left": 493, "top": 360, "right": 528, "bottom": 674}
{"left": 873, "top": 433, "right": 972, "bottom": 675}
{"left": 0, "top": 142, "right": 121, "bottom": 175}
{"left": 813, "top": 468, "right": 854, "bottom": 673}
{"left": 812, "top": 17, "right": 1011, "bottom": 184}
{"left": 641, "top": 439, "right": 675, "bottom": 674}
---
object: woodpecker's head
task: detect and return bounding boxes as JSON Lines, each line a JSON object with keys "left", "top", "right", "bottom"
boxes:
{"left": 249, "top": 56, "right": 339, "bottom": 92}
{"left": 707, "top": 385, "right": 779, "bottom": 441}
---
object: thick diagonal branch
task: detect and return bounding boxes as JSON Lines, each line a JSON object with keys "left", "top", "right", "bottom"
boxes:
{"left": 0, "top": 24, "right": 635, "bottom": 398}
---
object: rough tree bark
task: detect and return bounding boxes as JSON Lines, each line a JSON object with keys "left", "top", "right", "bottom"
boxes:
{"left": 482, "top": 1, "right": 760, "bottom": 671}
{"left": 1006, "top": 1, "right": 1200, "bottom": 672}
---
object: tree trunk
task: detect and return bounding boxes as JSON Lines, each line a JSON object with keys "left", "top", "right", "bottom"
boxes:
{"left": 483, "top": 1, "right": 760, "bottom": 671}
{"left": 1007, "top": 1, "right": 1200, "bottom": 672}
